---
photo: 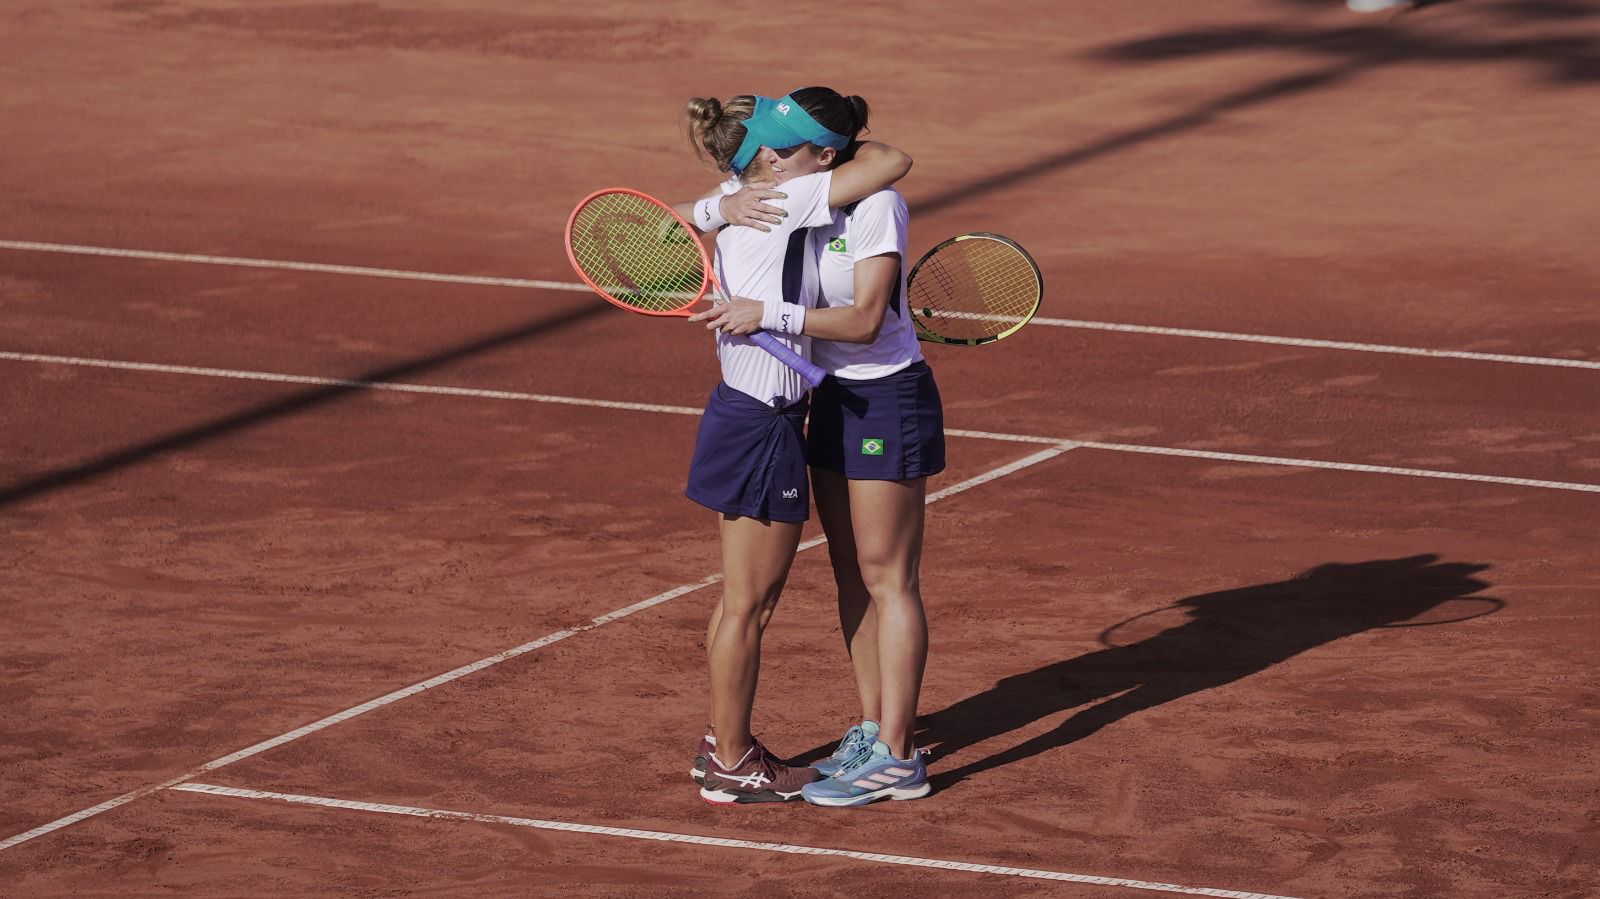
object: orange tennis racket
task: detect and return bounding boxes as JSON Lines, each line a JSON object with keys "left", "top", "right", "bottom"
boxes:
{"left": 564, "top": 187, "right": 826, "bottom": 387}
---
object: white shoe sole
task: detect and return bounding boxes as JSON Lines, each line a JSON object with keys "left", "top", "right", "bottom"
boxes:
{"left": 699, "top": 785, "right": 805, "bottom": 805}
{"left": 803, "top": 781, "right": 931, "bottom": 807}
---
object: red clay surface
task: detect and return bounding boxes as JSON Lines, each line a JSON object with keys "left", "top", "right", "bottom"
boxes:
{"left": 3, "top": 1, "right": 1599, "bottom": 897}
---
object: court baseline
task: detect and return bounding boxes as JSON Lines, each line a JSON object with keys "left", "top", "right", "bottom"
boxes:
{"left": 169, "top": 783, "right": 1304, "bottom": 899}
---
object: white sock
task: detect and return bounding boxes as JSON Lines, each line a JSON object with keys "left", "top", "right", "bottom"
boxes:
{"left": 712, "top": 745, "right": 753, "bottom": 771}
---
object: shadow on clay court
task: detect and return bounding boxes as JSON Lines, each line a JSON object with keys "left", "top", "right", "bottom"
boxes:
{"left": 910, "top": 0, "right": 1599, "bottom": 217}
{"left": 1283, "top": 0, "right": 1599, "bottom": 19}
{"left": 1278, "top": 0, "right": 1468, "bottom": 11}
{"left": 1108, "top": 1, "right": 1600, "bottom": 81}
{"left": 905, "top": 554, "right": 1502, "bottom": 791}
{"left": 0, "top": 302, "right": 607, "bottom": 509}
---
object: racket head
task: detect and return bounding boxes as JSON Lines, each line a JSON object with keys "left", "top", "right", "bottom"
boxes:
{"left": 564, "top": 188, "right": 711, "bottom": 317}
{"left": 907, "top": 232, "right": 1044, "bottom": 346}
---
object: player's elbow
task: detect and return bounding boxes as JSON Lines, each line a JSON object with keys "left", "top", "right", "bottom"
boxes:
{"left": 850, "top": 310, "right": 884, "bottom": 344}
{"left": 888, "top": 150, "right": 913, "bottom": 180}
{"left": 861, "top": 142, "right": 912, "bottom": 181}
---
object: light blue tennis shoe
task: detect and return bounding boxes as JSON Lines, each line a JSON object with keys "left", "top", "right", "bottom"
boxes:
{"left": 802, "top": 740, "right": 930, "bottom": 807}
{"left": 811, "top": 720, "right": 879, "bottom": 778}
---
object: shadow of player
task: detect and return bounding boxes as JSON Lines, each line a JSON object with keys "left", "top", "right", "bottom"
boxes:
{"left": 911, "top": 553, "right": 1499, "bottom": 790}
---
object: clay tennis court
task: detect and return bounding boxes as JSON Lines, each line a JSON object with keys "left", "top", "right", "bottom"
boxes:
{"left": 2, "top": 1, "right": 1597, "bottom": 896}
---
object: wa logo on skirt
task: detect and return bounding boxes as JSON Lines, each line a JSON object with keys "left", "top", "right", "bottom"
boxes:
{"left": 860, "top": 438, "right": 885, "bottom": 456}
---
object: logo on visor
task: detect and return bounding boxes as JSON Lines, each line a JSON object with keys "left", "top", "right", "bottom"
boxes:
{"left": 861, "top": 438, "right": 885, "bottom": 456}
{"left": 777, "top": 102, "right": 791, "bottom": 115}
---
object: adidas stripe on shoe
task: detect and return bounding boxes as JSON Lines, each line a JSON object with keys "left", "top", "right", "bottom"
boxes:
{"left": 801, "top": 740, "right": 930, "bottom": 808}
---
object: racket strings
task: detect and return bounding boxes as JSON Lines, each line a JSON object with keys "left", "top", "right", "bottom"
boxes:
{"left": 911, "top": 238, "right": 1041, "bottom": 340}
{"left": 567, "top": 192, "right": 706, "bottom": 312}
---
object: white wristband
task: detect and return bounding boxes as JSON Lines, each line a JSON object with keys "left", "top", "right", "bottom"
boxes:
{"left": 760, "top": 300, "right": 807, "bottom": 336}
{"left": 693, "top": 196, "right": 728, "bottom": 231}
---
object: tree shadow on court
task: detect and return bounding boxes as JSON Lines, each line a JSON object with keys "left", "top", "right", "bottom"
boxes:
{"left": 905, "top": 554, "right": 1500, "bottom": 791}
{"left": 1280, "top": 0, "right": 1597, "bottom": 19}
{"left": 910, "top": 0, "right": 1600, "bottom": 217}
{"left": 1105, "top": 2, "right": 1600, "bottom": 82}
{"left": 1278, "top": 0, "right": 1466, "bottom": 10}
{"left": 0, "top": 302, "right": 607, "bottom": 509}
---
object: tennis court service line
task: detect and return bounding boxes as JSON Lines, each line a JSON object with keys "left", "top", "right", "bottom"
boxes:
{"left": 4, "top": 349, "right": 1598, "bottom": 494}
{"left": 3, "top": 238, "right": 1595, "bottom": 372}
{"left": 0, "top": 447, "right": 1067, "bottom": 854}
{"left": 170, "top": 783, "right": 1301, "bottom": 899}
{"left": 0, "top": 350, "right": 707, "bottom": 417}
{"left": 0, "top": 239, "right": 593, "bottom": 293}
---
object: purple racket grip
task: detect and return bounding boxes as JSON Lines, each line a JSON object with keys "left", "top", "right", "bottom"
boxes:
{"left": 751, "top": 330, "right": 827, "bottom": 388}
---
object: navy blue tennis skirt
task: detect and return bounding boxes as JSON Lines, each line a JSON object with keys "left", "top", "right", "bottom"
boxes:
{"left": 807, "top": 361, "right": 946, "bottom": 480}
{"left": 685, "top": 382, "right": 811, "bottom": 522}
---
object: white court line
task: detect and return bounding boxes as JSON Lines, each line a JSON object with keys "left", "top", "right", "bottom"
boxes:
{"left": 1072, "top": 441, "right": 1600, "bottom": 494}
{"left": 0, "top": 448, "right": 1067, "bottom": 854}
{"left": 0, "top": 239, "right": 593, "bottom": 293}
{"left": 4, "top": 349, "right": 1598, "bottom": 494}
{"left": 0, "top": 350, "right": 705, "bottom": 417}
{"left": 171, "top": 783, "right": 1300, "bottom": 899}
{"left": 1031, "top": 318, "right": 1600, "bottom": 371}
{"left": 3, "top": 238, "right": 1595, "bottom": 372}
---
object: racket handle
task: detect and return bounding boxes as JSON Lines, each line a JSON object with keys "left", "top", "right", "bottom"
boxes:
{"left": 751, "top": 331, "right": 828, "bottom": 388}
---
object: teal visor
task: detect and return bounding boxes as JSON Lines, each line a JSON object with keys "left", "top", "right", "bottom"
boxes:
{"left": 730, "top": 93, "right": 851, "bottom": 175}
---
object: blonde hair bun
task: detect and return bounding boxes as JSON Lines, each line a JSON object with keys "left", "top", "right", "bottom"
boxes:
{"left": 685, "top": 97, "right": 723, "bottom": 130}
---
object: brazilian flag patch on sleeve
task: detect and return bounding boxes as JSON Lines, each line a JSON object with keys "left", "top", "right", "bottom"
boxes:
{"left": 827, "top": 237, "right": 847, "bottom": 253}
{"left": 860, "top": 438, "right": 885, "bottom": 456}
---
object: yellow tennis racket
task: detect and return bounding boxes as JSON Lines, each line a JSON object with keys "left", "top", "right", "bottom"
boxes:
{"left": 908, "top": 232, "right": 1043, "bottom": 346}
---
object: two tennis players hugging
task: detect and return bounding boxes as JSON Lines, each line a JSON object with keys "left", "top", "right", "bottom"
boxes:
{"left": 671, "top": 86, "right": 940, "bottom": 808}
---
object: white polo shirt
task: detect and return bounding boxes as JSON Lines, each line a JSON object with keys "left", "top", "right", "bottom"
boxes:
{"left": 808, "top": 188, "right": 921, "bottom": 380}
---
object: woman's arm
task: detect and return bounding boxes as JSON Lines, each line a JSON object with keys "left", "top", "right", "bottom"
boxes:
{"left": 672, "top": 183, "right": 789, "bottom": 233}
{"left": 827, "top": 142, "right": 913, "bottom": 209}
{"left": 686, "top": 253, "right": 898, "bottom": 344}
{"left": 796, "top": 254, "right": 898, "bottom": 343}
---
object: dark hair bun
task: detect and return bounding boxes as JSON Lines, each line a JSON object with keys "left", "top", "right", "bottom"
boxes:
{"left": 845, "top": 95, "right": 870, "bottom": 134}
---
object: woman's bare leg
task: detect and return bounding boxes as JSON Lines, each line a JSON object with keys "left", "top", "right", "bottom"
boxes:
{"left": 813, "top": 468, "right": 882, "bottom": 725}
{"left": 706, "top": 513, "right": 803, "bottom": 765}
{"left": 843, "top": 477, "right": 928, "bottom": 760}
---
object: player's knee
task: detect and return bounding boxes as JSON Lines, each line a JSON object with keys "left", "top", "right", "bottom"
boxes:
{"left": 721, "top": 582, "right": 784, "bottom": 618}
{"left": 859, "top": 565, "right": 918, "bottom": 606}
